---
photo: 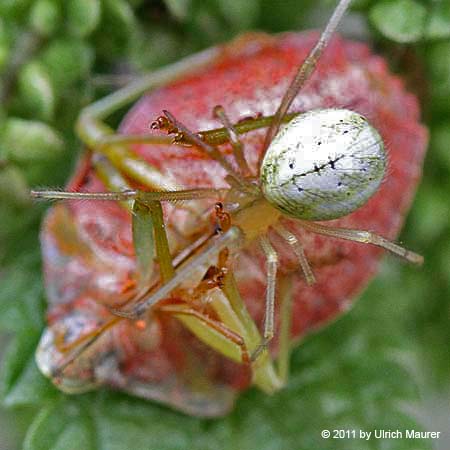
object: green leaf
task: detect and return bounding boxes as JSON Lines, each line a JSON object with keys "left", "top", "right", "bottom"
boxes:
{"left": 130, "top": 26, "right": 183, "bottom": 70}
{"left": 94, "top": 0, "right": 136, "bottom": 59}
{"left": 370, "top": 0, "right": 426, "bottom": 43}
{"left": 0, "top": 2, "right": 448, "bottom": 449}
{"left": 425, "top": 41, "right": 450, "bottom": 113}
{"left": 425, "top": 1, "right": 450, "bottom": 40}
{"left": 0, "top": 249, "right": 45, "bottom": 333}
{"left": 0, "top": 228, "right": 57, "bottom": 412}
{"left": 29, "top": 0, "right": 61, "bottom": 37}
{"left": 0, "top": 165, "right": 30, "bottom": 207}
{"left": 23, "top": 401, "right": 94, "bottom": 450}
{"left": 430, "top": 121, "right": 450, "bottom": 170}
{"left": 216, "top": 0, "right": 260, "bottom": 30}
{"left": 0, "top": 19, "right": 10, "bottom": 71}
{"left": 0, "top": 331, "right": 57, "bottom": 408}
{"left": 17, "top": 61, "right": 55, "bottom": 121}
{"left": 40, "top": 39, "right": 94, "bottom": 91}
{"left": 2, "top": 118, "right": 64, "bottom": 165}
{"left": 91, "top": 394, "right": 199, "bottom": 450}
{"left": 0, "top": 44, "right": 8, "bottom": 71}
{"left": 0, "top": 0, "right": 33, "bottom": 19}
{"left": 66, "top": 0, "right": 102, "bottom": 38}
{"left": 0, "top": 202, "right": 26, "bottom": 239}
{"left": 401, "top": 185, "right": 448, "bottom": 252}
{"left": 19, "top": 276, "right": 431, "bottom": 450}
{"left": 164, "top": 0, "right": 191, "bottom": 20}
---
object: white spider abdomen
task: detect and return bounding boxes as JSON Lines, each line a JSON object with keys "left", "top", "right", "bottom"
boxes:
{"left": 260, "top": 108, "right": 386, "bottom": 221}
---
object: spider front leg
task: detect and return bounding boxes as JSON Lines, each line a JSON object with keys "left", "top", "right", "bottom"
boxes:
{"left": 131, "top": 209, "right": 285, "bottom": 394}
{"left": 75, "top": 47, "right": 222, "bottom": 189}
{"left": 262, "top": 0, "right": 352, "bottom": 152}
{"left": 213, "top": 105, "right": 251, "bottom": 177}
{"left": 114, "top": 225, "right": 245, "bottom": 319}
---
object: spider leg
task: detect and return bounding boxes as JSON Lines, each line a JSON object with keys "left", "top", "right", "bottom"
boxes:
{"left": 298, "top": 219, "right": 423, "bottom": 264}
{"left": 213, "top": 105, "right": 252, "bottom": 177}
{"left": 112, "top": 226, "right": 245, "bottom": 319}
{"left": 162, "top": 110, "right": 249, "bottom": 190}
{"left": 50, "top": 316, "right": 122, "bottom": 378}
{"left": 251, "top": 235, "right": 279, "bottom": 362}
{"left": 205, "top": 276, "right": 283, "bottom": 393}
{"left": 273, "top": 222, "right": 316, "bottom": 285}
{"left": 132, "top": 199, "right": 175, "bottom": 288}
{"left": 262, "top": 0, "right": 353, "bottom": 154}
{"left": 160, "top": 301, "right": 251, "bottom": 366}
{"left": 30, "top": 187, "right": 228, "bottom": 203}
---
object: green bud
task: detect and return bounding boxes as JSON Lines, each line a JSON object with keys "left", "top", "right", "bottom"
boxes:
{"left": 30, "top": 0, "right": 61, "bottom": 37}
{"left": 18, "top": 61, "right": 55, "bottom": 121}
{"left": 40, "top": 39, "right": 94, "bottom": 90}
{"left": 2, "top": 118, "right": 64, "bottom": 165}
{"left": 370, "top": 0, "right": 426, "bottom": 43}
{"left": 67, "top": 0, "right": 101, "bottom": 38}
{"left": 0, "top": 165, "right": 30, "bottom": 207}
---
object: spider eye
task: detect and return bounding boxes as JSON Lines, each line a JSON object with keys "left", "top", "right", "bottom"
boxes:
{"left": 260, "top": 108, "right": 386, "bottom": 221}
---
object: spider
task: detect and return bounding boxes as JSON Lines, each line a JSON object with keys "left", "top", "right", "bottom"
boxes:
{"left": 31, "top": 0, "right": 426, "bottom": 416}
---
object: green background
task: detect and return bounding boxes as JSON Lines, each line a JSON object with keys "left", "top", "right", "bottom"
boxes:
{"left": 0, "top": 0, "right": 449, "bottom": 449}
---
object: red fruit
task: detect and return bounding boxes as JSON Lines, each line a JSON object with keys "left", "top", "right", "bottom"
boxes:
{"left": 37, "top": 32, "right": 428, "bottom": 416}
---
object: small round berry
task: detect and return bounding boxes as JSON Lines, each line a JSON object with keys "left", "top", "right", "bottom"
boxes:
{"left": 260, "top": 108, "right": 386, "bottom": 221}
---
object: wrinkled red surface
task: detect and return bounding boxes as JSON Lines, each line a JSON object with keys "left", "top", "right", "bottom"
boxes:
{"left": 121, "top": 31, "right": 427, "bottom": 339}
{"left": 39, "top": 32, "right": 427, "bottom": 416}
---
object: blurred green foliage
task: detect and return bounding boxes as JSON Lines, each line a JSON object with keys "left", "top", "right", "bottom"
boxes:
{"left": 0, "top": 0, "right": 449, "bottom": 449}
